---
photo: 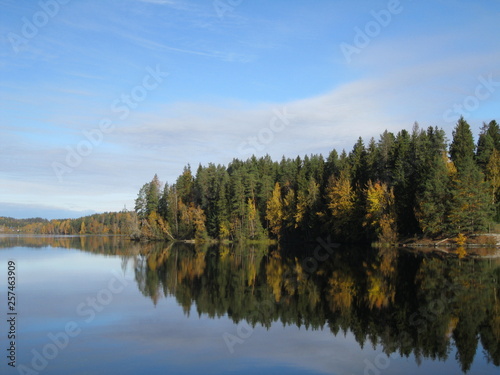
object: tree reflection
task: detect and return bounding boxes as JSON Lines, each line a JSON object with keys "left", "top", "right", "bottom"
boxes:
{"left": 132, "top": 243, "right": 499, "bottom": 373}
{"left": 2, "top": 235, "right": 498, "bottom": 373}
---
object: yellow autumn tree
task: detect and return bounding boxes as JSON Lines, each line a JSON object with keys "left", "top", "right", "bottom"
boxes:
{"left": 190, "top": 204, "right": 208, "bottom": 242}
{"left": 327, "top": 271, "right": 356, "bottom": 313}
{"left": 325, "top": 170, "right": 355, "bottom": 237}
{"left": 282, "top": 186, "right": 296, "bottom": 230}
{"left": 266, "top": 182, "right": 283, "bottom": 239}
{"left": 364, "top": 180, "right": 397, "bottom": 244}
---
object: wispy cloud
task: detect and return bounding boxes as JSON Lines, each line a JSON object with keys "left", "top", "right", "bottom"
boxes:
{"left": 1, "top": 0, "right": 499, "bottom": 218}
{"left": 127, "top": 34, "right": 255, "bottom": 62}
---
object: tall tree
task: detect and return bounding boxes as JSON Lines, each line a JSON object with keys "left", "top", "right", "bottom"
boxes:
{"left": 266, "top": 182, "right": 283, "bottom": 240}
{"left": 447, "top": 159, "right": 492, "bottom": 234}
{"left": 392, "top": 129, "right": 417, "bottom": 235}
{"left": 376, "top": 130, "right": 395, "bottom": 184}
{"left": 476, "top": 120, "right": 500, "bottom": 170}
{"left": 135, "top": 183, "right": 149, "bottom": 220}
{"left": 146, "top": 174, "right": 161, "bottom": 215}
{"left": 325, "top": 170, "right": 356, "bottom": 240}
{"left": 349, "top": 137, "right": 368, "bottom": 188}
{"left": 416, "top": 153, "right": 451, "bottom": 237}
{"left": 176, "top": 165, "right": 194, "bottom": 203}
{"left": 486, "top": 149, "right": 500, "bottom": 221}
{"left": 364, "top": 180, "right": 397, "bottom": 243}
{"left": 450, "top": 117, "right": 475, "bottom": 173}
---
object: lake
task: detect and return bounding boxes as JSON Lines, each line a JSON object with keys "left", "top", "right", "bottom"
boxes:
{"left": 0, "top": 235, "right": 498, "bottom": 375}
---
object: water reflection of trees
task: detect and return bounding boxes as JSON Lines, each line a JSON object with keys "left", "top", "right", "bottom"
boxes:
{"left": 134, "top": 243, "right": 499, "bottom": 373}
{"left": 0, "top": 235, "right": 141, "bottom": 256}
{"left": 2, "top": 235, "right": 498, "bottom": 373}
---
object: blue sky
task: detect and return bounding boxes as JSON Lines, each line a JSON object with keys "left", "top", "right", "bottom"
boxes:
{"left": 1, "top": 0, "right": 500, "bottom": 219}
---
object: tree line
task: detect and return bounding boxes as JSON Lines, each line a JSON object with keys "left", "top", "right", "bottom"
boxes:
{"left": 0, "top": 211, "right": 138, "bottom": 235}
{"left": 134, "top": 117, "right": 500, "bottom": 243}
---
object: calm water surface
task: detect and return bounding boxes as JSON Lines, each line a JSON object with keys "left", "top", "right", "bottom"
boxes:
{"left": 0, "top": 235, "right": 498, "bottom": 375}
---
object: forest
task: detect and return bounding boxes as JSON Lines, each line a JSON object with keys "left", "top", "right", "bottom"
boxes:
{"left": 0, "top": 211, "right": 137, "bottom": 235}
{"left": 3, "top": 117, "right": 499, "bottom": 244}
{"left": 132, "top": 117, "right": 500, "bottom": 244}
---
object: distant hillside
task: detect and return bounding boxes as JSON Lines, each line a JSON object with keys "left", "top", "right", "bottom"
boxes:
{"left": 0, "top": 217, "right": 48, "bottom": 231}
{"left": 0, "top": 212, "right": 137, "bottom": 235}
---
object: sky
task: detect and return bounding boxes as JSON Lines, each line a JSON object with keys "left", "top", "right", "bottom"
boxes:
{"left": 1, "top": 0, "right": 500, "bottom": 219}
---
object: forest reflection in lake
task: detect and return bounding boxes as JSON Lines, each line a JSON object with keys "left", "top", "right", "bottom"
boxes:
{"left": 1, "top": 235, "right": 499, "bottom": 375}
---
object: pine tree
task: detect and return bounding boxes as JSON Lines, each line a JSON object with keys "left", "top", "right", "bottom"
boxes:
{"left": 450, "top": 117, "right": 475, "bottom": 173}
{"left": 486, "top": 149, "right": 500, "bottom": 221}
{"left": 365, "top": 137, "right": 378, "bottom": 181}
{"left": 325, "top": 149, "right": 339, "bottom": 181}
{"left": 176, "top": 165, "right": 194, "bottom": 203}
{"left": 376, "top": 130, "right": 395, "bottom": 183}
{"left": 392, "top": 130, "right": 413, "bottom": 233}
{"left": 416, "top": 153, "right": 451, "bottom": 237}
{"left": 349, "top": 137, "right": 368, "bottom": 188}
{"left": 447, "top": 159, "right": 492, "bottom": 234}
{"left": 477, "top": 120, "right": 500, "bottom": 170}
{"left": 146, "top": 174, "right": 161, "bottom": 215}
{"left": 135, "top": 183, "right": 148, "bottom": 220}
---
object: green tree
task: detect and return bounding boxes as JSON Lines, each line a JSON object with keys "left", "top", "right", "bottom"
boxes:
{"left": 146, "top": 174, "right": 161, "bottom": 215}
{"left": 450, "top": 117, "right": 475, "bottom": 173}
{"left": 349, "top": 137, "right": 368, "bottom": 188}
{"left": 447, "top": 159, "right": 492, "bottom": 234}
{"left": 376, "top": 130, "right": 395, "bottom": 183}
{"left": 416, "top": 153, "right": 451, "bottom": 236}
{"left": 486, "top": 149, "right": 500, "bottom": 221}
{"left": 391, "top": 129, "right": 416, "bottom": 235}
{"left": 176, "top": 165, "right": 194, "bottom": 203}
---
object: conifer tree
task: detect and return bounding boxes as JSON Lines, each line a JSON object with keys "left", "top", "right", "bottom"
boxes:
{"left": 447, "top": 159, "right": 491, "bottom": 234}
{"left": 416, "top": 153, "right": 450, "bottom": 237}
{"left": 450, "top": 117, "right": 475, "bottom": 173}
{"left": 486, "top": 149, "right": 500, "bottom": 221}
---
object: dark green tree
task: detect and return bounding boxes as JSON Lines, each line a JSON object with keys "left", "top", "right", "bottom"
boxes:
{"left": 450, "top": 117, "right": 475, "bottom": 173}
{"left": 447, "top": 159, "right": 492, "bottom": 234}
{"left": 476, "top": 120, "right": 500, "bottom": 170}
{"left": 416, "top": 154, "right": 450, "bottom": 237}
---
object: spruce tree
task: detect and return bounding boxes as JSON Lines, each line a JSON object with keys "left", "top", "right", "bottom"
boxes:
{"left": 450, "top": 117, "right": 475, "bottom": 173}
{"left": 447, "top": 159, "right": 492, "bottom": 234}
{"left": 416, "top": 154, "right": 450, "bottom": 237}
